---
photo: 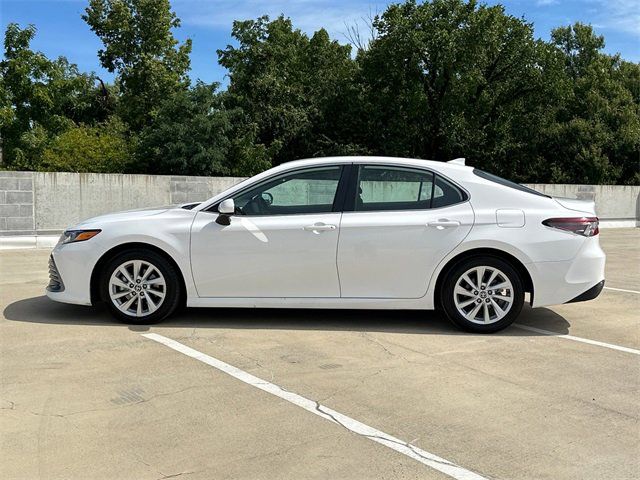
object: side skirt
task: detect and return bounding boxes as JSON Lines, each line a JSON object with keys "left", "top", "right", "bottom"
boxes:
{"left": 187, "top": 296, "right": 434, "bottom": 310}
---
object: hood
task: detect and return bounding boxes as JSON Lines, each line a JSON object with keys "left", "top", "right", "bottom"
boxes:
{"left": 553, "top": 197, "right": 596, "bottom": 216}
{"left": 74, "top": 205, "right": 175, "bottom": 228}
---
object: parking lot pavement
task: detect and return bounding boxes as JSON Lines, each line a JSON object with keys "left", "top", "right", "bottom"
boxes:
{"left": 1, "top": 229, "right": 638, "bottom": 480}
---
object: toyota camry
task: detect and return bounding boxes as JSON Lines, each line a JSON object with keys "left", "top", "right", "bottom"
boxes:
{"left": 46, "top": 157, "right": 605, "bottom": 332}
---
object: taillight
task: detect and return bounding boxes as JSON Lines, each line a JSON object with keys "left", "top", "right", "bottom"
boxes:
{"left": 542, "top": 217, "right": 599, "bottom": 237}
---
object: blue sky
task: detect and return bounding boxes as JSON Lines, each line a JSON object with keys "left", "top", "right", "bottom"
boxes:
{"left": 1, "top": 0, "right": 638, "bottom": 86}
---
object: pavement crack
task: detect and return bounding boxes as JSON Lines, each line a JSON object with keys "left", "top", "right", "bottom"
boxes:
{"left": 360, "top": 333, "right": 425, "bottom": 367}
{"left": 312, "top": 401, "right": 464, "bottom": 471}
{"left": 314, "top": 401, "right": 349, "bottom": 430}
{"left": 29, "top": 411, "right": 65, "bottom": 418}
{"left": 216, "top": 345, "right": 276, "bottom": 382}
{"left": 129, "top": 451, "right": 167, "bottom": 478}
{"left": 318, "top": 368, "right": 387, "bottom": 403}
{"left": 159, "top": 471, "right": 196, "bottom": 479}
{"left": 360, "top": 332, "right": 396, "bottom": 358}
{"left": 125, "top": 386, "right": 201, "bottom": 407}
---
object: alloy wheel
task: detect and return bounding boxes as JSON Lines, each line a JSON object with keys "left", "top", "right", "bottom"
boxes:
{"left": 453, "top": 266, "right": 514, "bottom": 325}
{"left": 108, "top": 260, "right": 166, "bottom": 317}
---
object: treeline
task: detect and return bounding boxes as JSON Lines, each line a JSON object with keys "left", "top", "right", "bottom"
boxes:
{"left": 1, "top": 0, "right": 638, "bottom": 184}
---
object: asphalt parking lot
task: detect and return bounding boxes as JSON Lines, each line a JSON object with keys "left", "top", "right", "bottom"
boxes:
{"left": 1, "top": 228, "right": 638, "bottom": 480}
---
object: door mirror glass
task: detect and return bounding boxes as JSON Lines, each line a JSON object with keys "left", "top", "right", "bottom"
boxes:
{"left": 260, "top": 192, "right": 273, "bottom": 205}
{"left": 218, "top": 198, "right": 235, "bottom": 215}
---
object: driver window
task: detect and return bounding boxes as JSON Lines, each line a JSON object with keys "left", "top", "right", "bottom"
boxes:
{"left": 233, "top": 166, "right": 343, "bottom": 216}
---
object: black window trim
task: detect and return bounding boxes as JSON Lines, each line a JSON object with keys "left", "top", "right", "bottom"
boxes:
{"left": 205, "top": 163, "right": 353, "bottom": 217}
{"left": 473, "top": 168, "right": 550, "bottom": 198}
{"left": 343, "top": 163, "right": 470, "bottom": 213}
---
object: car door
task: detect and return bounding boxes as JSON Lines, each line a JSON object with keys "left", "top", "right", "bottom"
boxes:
{"left": 190, "top": 165, "right": 348, "bottom": 298}
{"left": 337, "top": 164, "right": 474, "bottom": 298}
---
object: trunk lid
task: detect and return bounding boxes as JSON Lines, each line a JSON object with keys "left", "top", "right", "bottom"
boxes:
{"left": 553, "top": 197, "right": 596, "bottom": 216}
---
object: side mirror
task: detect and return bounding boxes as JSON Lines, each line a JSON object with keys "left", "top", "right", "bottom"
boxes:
{"left": 218, "top": 198, "right": 235, "bottom": 215}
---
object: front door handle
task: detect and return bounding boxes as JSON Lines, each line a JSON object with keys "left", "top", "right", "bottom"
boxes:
{"left": 303, "top": 223, "right": 337, "bottom": 233}
{"left": 427, "top": 219, "right": 461, "bottom": 229}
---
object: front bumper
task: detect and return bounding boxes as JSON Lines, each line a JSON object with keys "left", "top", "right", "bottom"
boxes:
{"left": 45, "top": 241, "right": 101, "bottom": 306}
{"left": 47, "top": 254, "right": 65, "bottom": 292}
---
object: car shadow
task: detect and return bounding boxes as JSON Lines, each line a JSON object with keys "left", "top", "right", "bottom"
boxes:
{"left": 3, "top": 295, "right": 571, "bottom": 336}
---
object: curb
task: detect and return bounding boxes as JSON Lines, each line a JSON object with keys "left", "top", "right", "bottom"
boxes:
{"left": 0, "top": 235, "right": 59, "bottom": 250}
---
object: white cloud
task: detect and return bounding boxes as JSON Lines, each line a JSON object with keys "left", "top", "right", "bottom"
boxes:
{"left": 174, "top": 0, "right": 386, "bottom": 43}
{"left": 174, "top": 0, "right": 640, "bottom": 43}
{"left": 591, "top": 0, "right": 640, "bottom": 36}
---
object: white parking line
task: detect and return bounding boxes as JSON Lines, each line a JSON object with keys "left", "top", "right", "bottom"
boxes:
{"left": 141, "top": 332, "right": 487, "bottom": 480}
{"left": 604, "top": 286, "right": 640, "bottom": 295}
{"left": 513, "top": 324, "right": 640, "bottom": 355}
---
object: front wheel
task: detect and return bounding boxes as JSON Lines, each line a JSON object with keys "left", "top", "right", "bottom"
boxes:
{"left": 441, "top": 257, "right": 524, "bottom": 333}
{"left": 100, "top": 249, "right": 181, "bottom": 324}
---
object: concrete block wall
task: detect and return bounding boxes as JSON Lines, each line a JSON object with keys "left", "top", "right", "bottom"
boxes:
{"left": 524, "top": 184, "right": 640, "bottom": 226}
{"left": 0, "top": 171, "right": 34, "bottom": 234}
{"left": 169, "top": 176, "right": 244, "bottom": 205}
{"left": 0, "top": 172, "right": 244, "bottom": 236}
{"left": 0, "top": 170, "right": 637, "bottom": 237}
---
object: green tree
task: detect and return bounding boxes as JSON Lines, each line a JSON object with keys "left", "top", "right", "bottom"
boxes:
{"left": 355, "top": 0, "right": 564, "bottom": 181}
{"left": 218, "top": 16, "right": 359, "bottom": 167}
{"left": 83, "top": 0, "right": 192, "bottom": 131}
{"left": 138, "top": 83, "right": 231, "bottom": 175}
{"left": 40, "top": 116, "right": 133, "bottom": 172}
{"left": 0, "top": 23, "right": 107, "bottom": 169}
{"left": 2, "top": 1, "right": 637, "bottom": 183}
{"left": 544, "top": 23, "right": 640, "bottom": 184}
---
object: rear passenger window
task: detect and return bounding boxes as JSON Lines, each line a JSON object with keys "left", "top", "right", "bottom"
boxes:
{"left": 355, "top": 166, "right": 434, "bottom": 211}
{"left": 432, "top": 175, "right": 467, "bottom": 208}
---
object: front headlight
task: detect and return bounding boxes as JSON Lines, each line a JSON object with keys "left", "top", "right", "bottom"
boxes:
{"left": 58, "top": 229, "right": 101, "bottom": 245}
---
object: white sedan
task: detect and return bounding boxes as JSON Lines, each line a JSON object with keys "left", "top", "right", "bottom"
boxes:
{"left": 46, "top": 157, "right": 605, "bottom": 332}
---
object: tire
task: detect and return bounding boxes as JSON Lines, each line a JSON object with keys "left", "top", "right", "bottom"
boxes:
{"left": 441, "top": 256, "right": 524, "bottom": 333}
{"left": 100, "top": 249, "right": 182, "bottom": 324}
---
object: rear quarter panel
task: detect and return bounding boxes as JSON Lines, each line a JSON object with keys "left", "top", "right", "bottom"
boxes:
{"left": 422, "top": 171, "right": 588, "bottom": 308}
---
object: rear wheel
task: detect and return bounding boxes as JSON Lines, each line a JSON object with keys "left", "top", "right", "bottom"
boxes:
{"left": 441, "top": 257, "right": 524, "bottom": 333}
{"left": 100, "top": 249, "right": 181, "bottom": 324}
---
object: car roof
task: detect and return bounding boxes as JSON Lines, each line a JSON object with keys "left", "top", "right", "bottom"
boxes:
{"left": 277, "top": 156, "right": 473, "bottom": 175}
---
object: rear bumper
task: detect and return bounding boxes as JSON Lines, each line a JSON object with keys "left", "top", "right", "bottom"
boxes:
{"left": 529, "top": 236, "right": 606, "bottom": 307}
{"left": 566, "top": 280, "right": 605, "bottom": 303}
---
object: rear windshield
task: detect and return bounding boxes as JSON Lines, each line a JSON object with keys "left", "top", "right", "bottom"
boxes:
{"left": 473, "top": 169, "right": 549, "bottom": 198}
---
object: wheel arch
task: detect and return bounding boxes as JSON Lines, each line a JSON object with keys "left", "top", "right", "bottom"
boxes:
{"left": 90, "top": 242, "right": 187, "bottom": 305}
{"left": 433, "top": 247, "right": 534, "bottom": 308}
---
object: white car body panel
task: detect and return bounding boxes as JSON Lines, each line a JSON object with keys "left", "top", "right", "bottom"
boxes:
{"left": 47, "top": 208, "right": 198, "bottom": 305}
{"left": 46, "top": 156, "right": 606, "bottom": 313}
{"left": 190, "top": 211, "right": 342, "bottom": 297}
{"left": 337, "top": 202, "right": 474, "bottom": 298}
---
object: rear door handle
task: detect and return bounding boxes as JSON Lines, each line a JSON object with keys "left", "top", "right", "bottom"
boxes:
{"left": 303, "top": 223, "right": 337, "bottom": 233}
{"left": 427, "top": 219, "right": 460, "bottom": 229}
